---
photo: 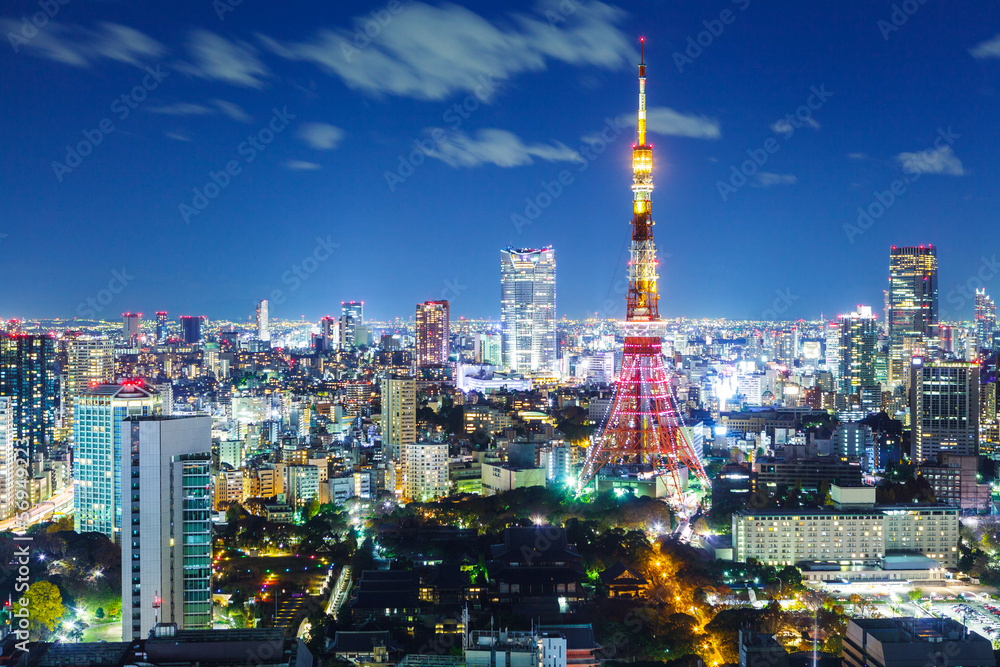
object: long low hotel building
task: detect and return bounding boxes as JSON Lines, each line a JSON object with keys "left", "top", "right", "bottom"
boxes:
{"left": 731, "top": 485, "right": 959, "bottom": 578}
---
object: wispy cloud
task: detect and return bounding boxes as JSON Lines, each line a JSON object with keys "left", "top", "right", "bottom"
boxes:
{"left": 896, "top": 145, "right": 966, "bottom": 176}
{"left": 426, "top": 128, "right": 582, "bottom": 168}
{"left": 212, "top": 99, "right": 252, "bottom": 122}
{"left": 258, "top": 1, "right": 635, "bottom": 101}
{"left": 0, "top": 20, "right": 164, "bottom": 67}
{"left": 616, "top": 107, "right": 721, "bottom": 140}
{"left": 148, "top": 102, "right": 214, "bottom": 116}
{"left": 297, "top": 123, "right": 344, "bottom": 150}
{"left": 755, "top": 172, "right": 797, "bottom": 187}
{"left": 164, "top": 129, "right": 193, "bottom": 142}
{"left": 179, "top": 29, "right": 269, "bottom": 88}
{"left": 285, "top": 160, "right": 322, "bottom": 170}
{"left": 847, "top": 152, "right": 869, "bottom": 160}
{"left": 771, "top": 117, "right": 820, "bottom": 136}
{"left": 970, "top": 33, "right": 1000, "bottom": 59}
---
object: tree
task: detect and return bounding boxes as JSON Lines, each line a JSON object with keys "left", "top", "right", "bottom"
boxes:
{"left": 22, "top": 581, "right": 65, "bottom": 638}
{"left": 908, "top": 588, "right": 923, "bottom": 602}
{"left": 95, "top": 607, "right": 105, "bottom": 620}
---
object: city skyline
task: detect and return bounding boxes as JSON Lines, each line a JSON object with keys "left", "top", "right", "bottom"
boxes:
{"left": 2, "top": 1, "right": 998, "bottom": 321}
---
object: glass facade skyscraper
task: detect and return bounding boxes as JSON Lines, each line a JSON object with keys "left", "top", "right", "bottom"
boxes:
{"left": 73, "top": 381, "right": 161, "bottom": 542}
{"left": 887, "top": 245, "right": 938, "bottom": 387}
{"left": 500, "top": 246, "right": 556, "bottom": 375}
{"left": 838, "top": 306, "right": 879, "bottom": 396}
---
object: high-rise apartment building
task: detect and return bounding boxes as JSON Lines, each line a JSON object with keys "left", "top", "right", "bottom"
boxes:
{"left": 65, "top": 335, "right": 115, "bottom": 435}
{"left": 319, "top": 316, "right": 339, "bottom": 353}
{"left": 380, "top": 376, "right": 416, "bottom": 460}
{"left": 0, "top": 398, "right": 15, "bottom": 521}
{"left": 416, "top": 300, "right": 449, "bottom": 367}
{"left": 256, "top": 299, "right": 270, "bottom": 342}
{"left": 824, "top": 320, "right": 841, "bottom": 382}
{"left": 122, "top": 313, "right": 142, "bottom": 343}
{"left": 910, "top": 359, "right": 980, "bottom": 462}
{"left": 501, "top": 246, "right": 556, "bottom": 375}
{"left": 155, "top": 312, "right": 168, "bottom": 342}
{"left": 401, "top": 441, "right": 448, "bottom": 502}
{"left": 121, "top": 415, "right": 212, "bottom": 640}
{"left": 838, "top": 306, "right": 878, "bottom": 396}
{"left": 887, "top": 245, "right": 937, "bottom": 386}
{"left": 0, "top": 333, "right": 56, "bottom": 459}
{"left": 975, "top": 289, "right": 997, "bottom": 353}
{"left": 74, "top": 381, "right": 162, "bottom": 541}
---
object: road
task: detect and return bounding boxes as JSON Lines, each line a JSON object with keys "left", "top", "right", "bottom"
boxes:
{"left": 0, "top": 484, "right": 73, "bottom": 532}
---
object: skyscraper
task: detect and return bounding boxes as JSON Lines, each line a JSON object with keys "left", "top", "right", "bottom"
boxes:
{"left": 319, "top": 315, "right": 339, "bottom": 353}
{"left": 416, "top": 300, "right": 449, "bottom": 366}
{"left": 910, "top": 359, "right": 980, "bottom": 462}
{"left": 838, "top": 306, "right": 879, "bottom": 396}
{"left": 122, "top": 313, "right": 142, "bottom": 343}
{"left": 65, "top": 335, "right": 115, "bottom": 437}
{"left": 0, "top": 333, "right": 56, "bottom": 459}
{"left": 500, "top": 246, "right": 556, "bottom": 375}
{"left": 73, "top": 381, "right": 162, "bottom": 541}
{"left": 380, "top": 375, "right": 416, "bottom": 460}
{"left": 975, "top": 289, "right": 997, "bottom": 353}
{"left": 121, "top": 415, "right": 212, "bottom": 640}
{"left": 342, "top": 301, "right": 364, "bottom": 324}
{"left": 179, "top": 316, "right": 203, "bottom": 345}
{"left": 155, "top": 311, "right": 168, "bottom": 342}
{"left": 887, "top": 245, "right": 938, "bottom": 386}
{"left": 256, "top": 299, "right": 270, "bottom": 342}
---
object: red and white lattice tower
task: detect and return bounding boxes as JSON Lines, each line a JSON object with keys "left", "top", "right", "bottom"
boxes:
{"left": 580, "top": 39, "right": 710, "bottom": 506}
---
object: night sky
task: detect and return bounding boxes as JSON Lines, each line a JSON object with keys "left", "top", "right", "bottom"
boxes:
{"left": 1, "top": 0, "right": 997, "bottom": 323}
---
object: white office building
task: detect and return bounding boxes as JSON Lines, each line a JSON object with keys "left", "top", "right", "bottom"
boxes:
{"left": 121, "top": 415, "right": 211, "bottom": 640}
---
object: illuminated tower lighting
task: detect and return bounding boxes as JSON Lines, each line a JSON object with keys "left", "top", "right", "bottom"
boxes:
{"left": 580, "top": 39, "right": 710, "bottom": 508}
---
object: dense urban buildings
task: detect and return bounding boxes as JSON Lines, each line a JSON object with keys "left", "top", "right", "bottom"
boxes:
{"left": 4, "top": 17, "right": 998, "bottom": 665}
{"left": 500, "top": 246, "right": 557, "bottom": 375}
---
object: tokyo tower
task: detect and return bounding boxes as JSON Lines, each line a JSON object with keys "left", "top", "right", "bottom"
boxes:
{"left": 580, "top": 39, "right": 710, "bottom": 506}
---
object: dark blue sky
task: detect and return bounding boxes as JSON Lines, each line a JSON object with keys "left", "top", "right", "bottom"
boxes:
{"left": 1, "top": 0, "right": 997, "bottom": 323}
